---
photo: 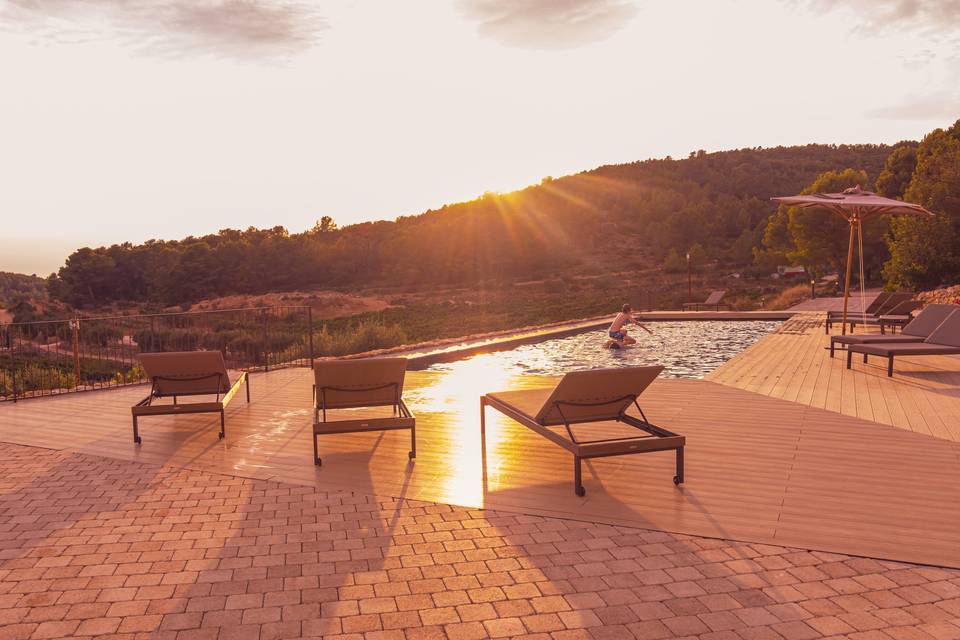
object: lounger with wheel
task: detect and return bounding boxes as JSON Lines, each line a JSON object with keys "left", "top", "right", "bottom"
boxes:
{"left": 480, "top": 366, "right": 685, "bottom": 496}
{"left": 847, "top": 309, "right": 960, "bottom": 376}
{"left": 312, "top": 357, "right": 415, "bottom": 466}
{"left": 683, "top": 290, "right": 728, "bottom": 312}
{"left": 829, "top": 304, "right": 955, "bottom": 357}
{"left": 132, "top": 351, "right": 250, "bottom": 444}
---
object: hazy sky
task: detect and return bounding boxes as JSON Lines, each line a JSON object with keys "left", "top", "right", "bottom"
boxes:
{"left": 1, "top": 0, "right": 958, "bottom": 275}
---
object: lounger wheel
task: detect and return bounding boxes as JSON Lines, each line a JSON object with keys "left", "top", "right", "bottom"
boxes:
{"left": 673, "top": 475, "right": 681, "bottom": 485}
{"left": 218, "top": 432, "right": 224, "bottom": 439}
{"left": 575, "top": 486, "right": 586, "bottom": 497}
{"left": 408, "top": 451, "right": 416, "bottom": 459}
{"left": 134, "top": 436, "right": 142, "bottom": 445}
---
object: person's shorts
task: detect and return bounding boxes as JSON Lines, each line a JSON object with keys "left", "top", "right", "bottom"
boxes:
{"left": 609, "top": 331, "right": 626, "bottom": 341}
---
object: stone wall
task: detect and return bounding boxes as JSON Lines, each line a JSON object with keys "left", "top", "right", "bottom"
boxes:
{"left": 917, "top": 284, "right": 960, "bottom": 305}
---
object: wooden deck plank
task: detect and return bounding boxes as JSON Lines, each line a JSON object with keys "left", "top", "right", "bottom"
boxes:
{"left": 709, "top": 312, "right": 960, "bottom": 442}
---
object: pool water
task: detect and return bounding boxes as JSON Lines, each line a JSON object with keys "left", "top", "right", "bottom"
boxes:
{"left": 424, "top": 320, "right": 781, "bottom": 379}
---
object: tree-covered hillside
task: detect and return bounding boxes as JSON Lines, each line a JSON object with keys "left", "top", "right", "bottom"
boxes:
{"left": 49, "top": 144, "right": 894, "bottom": 307}
{"left": 758, "top": 118, "right": 959, "bottom": 290}
{"left": 0, "top": 272, "right": 46, "bottom": 308}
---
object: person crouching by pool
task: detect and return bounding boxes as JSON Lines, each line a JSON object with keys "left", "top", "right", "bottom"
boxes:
{"left": 608, "top": 303, "right": 652, "bottom": 347}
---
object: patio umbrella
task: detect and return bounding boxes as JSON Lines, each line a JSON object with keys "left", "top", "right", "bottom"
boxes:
{"left": 771, "top": 186, "right": 933, "bottom": 335}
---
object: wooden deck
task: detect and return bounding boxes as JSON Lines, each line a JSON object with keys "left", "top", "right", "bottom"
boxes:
{"left": 1, "top": 354, "right": 958, "bottom": 569}
{"left": 707, "top": 312, "right": 960, "bottom": 442}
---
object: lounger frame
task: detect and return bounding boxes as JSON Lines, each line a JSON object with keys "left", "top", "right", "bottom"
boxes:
{"left": 846, "top": 345, "right": 960, "bottom": 377}
{"left": 847, "top": 348, "right": 899, "bottom": 377}
{"left": 825, "top": 293, "right": 914, "bottom": 334}
{"left": 312, "top": 382, "right": 415, "bottom": 466}
{"left": 132, "top": 371, "right": 249, "bottom": 444}
{"left": 683, "top": 290, "right": 728, "bottom": 312}
{"left": 480, "top": 393, "right": 684, "bottom": 496}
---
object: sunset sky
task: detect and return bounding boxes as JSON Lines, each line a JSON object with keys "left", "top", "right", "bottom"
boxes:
{"left": 1, "top": 0, "right": 958, "bottom": 275}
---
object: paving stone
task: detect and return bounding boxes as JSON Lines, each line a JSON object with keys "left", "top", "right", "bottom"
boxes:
{"left": 0, "top": 442, "right": 957, "bottom": 640}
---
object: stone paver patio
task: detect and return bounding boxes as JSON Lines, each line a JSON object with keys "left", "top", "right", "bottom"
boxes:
{"left": 1, "top": 442, "right": 958, "bottom": 640}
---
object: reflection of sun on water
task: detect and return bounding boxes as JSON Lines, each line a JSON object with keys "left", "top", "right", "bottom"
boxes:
{"left": 406, "top": 356, "right": 519, "bottom": 508}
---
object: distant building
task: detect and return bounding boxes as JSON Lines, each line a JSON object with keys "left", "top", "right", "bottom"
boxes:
{"left": 774, "top": 265, "right": 806, "bottom": 280}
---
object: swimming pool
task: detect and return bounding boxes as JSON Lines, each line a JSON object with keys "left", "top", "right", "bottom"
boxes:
{"left": 423, "top": 320, "right": 781, "bottom": 379}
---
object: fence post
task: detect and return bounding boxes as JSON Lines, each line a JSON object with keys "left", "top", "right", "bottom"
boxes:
{"left": 307, "top": 306, "right": 314, "bottom": 365}
{"left": 10, "top": 328, "right": 16, "bottom": 401}
{"left": 70, "top": 318, "right": 81, "bottom": 389}
{"left": 262, "top": 310, "right": 270, "bottom": 372}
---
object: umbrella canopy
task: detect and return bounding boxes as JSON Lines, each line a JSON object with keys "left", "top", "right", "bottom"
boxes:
{"left": 771, "top": 186, "right": 932, "bottom": 220}
{"left": 770, "top": 186, "right": 933, "bottom": 335}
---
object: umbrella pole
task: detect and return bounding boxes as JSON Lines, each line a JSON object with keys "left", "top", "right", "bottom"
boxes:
{"left": 841, "top": 219, "right": 856, "bottom": 336}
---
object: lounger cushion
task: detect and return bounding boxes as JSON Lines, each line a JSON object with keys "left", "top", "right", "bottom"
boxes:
{"left": 829, "top": 292, "right": 913, "bottom": 318}
{"left": 314, "top": 357, "right": 407, "bottom": 409}
{"left": 486, "top": 387, "right": 552, "bottom": 418}
{"left": 889, "top": 303, "right": 953, "bottom": 336}
{"left": 702, "top": 291, "right": 725, "bottom": 305}
{"left": 923, "top": 309, "right": 960, "bottom": 347}
{"left": 534, "top": 366, "right": 663, "bottom": 425}
{"left": 487, "top": 367, "right": 665, "bottom": 426}
{"left": 138, "top": 351, "right": 232, "bottom": 395}
{"left": 832, "top": 335, "right": 923, "bottom": 347}
{"left": 851, "top": 342, "right": 960, "bottom": 357}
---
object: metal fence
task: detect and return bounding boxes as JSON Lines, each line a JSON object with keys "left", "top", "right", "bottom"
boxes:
{"left": 0, "top": 306, "right": 314, "bottom": 402}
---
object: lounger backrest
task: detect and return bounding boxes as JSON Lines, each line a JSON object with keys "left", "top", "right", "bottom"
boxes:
{"left": 703, "top": 290, "right": 726, "bottom": 305}
{"left": 923, "top": 309, "right": 960, "bottom": 347}
{"left": 313, "top": 357, "right": 407, "bottom": 409}
{"left": 875, "top": 292, "right": 914, "bottom": 315}
{"left": 533, "top": 366, "right": 664, "bottom": 426}
{"left": 863, "top": 291, "right": 893, "bottom": 314}
{"left": 882, "top": 300, "right": 922, "bottom": 316}
{"left": 903, "top": 304, "right": 957, "bottom": 337}
{"left": 138, "top": 351, "right": 232, "bottom": 395}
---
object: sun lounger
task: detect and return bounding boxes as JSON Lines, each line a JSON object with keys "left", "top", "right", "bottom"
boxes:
{"left": 826, "top": 291, "right": 892, "bottom": 319}
{"left": 830, "top": 304, "right": 955, "bottom": 357}
{"left": 847, "top": 309, "right": 960, "bottom": 376}
{"left": 312, "top": 357, "right": 415, "bottom": 466}
{"left": 848, "top": 300, "right": 923, "bottom": 332}
{"left": 480, "top": 366, "right": 685, "bottom": 496}
{"left": 133, "top": 351, "right": 250, "bottom": 444}
{"left": 683, "top": 290, "right": 728, "bottom": 311}
{"left": 826, "top": 292, "right": 913, "bottom": 333}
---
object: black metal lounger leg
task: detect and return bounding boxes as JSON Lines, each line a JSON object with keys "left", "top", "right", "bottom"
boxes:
{"left": 888, "top": 355, "right": 894, "bottom": 377}
{"left": 573, "top": 456, "right": 585, "bottom": 497}
{"left": 313, "top": 433, "right": 320, "bottom": 466}
{"left": 409, "top": 425, "right": 416, "bottom": 460}
{"left": 846, "top": 350, "right": 853, "bottom": 369}
{"left": 133, "top": 416, "right": 141, "bottom": 445}
{"left": 246, "top": 375, "right": 251, "bottom": 403}
{"left": 674, "top": 448, "right": 684, "bottom": 485}
{"left": 219, "top": 410, "right": 225, "bottom": 439}
{"left": 830, "top": 340, "right": 835, "bottom": 358}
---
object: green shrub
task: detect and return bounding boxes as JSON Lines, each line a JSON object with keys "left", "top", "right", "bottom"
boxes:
{"left": 315, "top": 319, "right": 408, "bottom": 356}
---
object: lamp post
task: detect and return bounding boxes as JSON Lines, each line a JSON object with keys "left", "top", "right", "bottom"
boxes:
{"left": 686, "top": 252, "right": 691, "bottom": 303}
{"left": 810, "top": 279, "right": 816, "bottom": 300}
